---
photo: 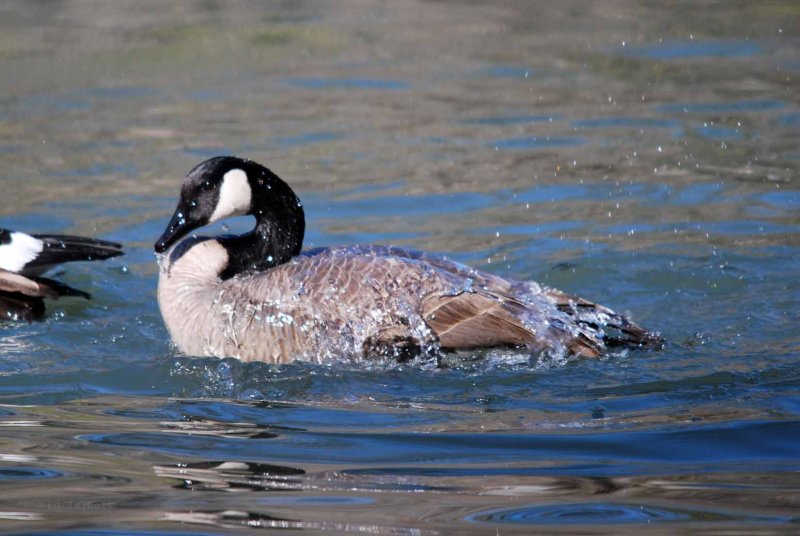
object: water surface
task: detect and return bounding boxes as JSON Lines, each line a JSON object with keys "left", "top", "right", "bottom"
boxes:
{"left": 0, "top": 1, "right": 798, "bottom": 534}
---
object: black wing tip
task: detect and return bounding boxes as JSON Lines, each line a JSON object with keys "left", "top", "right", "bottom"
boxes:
{"left": 604, "top": 321, "right": 664, "bottom": 350}
{"left": 30, "top": 276, "right": 91, "bottom": 300}
{"left": 619, "top": 317, "right": 664, "bottom": 345}
{"left": 23, "top": 235, "right": 124, "bottom": 270}
{"left": 554, "top": 301, "right": 664, "bottom": 352}
{"left": 84, "top": 244, "right": 125, "bottom": 261}
{"left": 37, "top": 234, "right": 124, "bottom": 252}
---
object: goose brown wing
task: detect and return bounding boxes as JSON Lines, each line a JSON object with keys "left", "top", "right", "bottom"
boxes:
{"left": 396, "top": 245, "right": 658, "bottom": 349}
{"left": 422, "top": 291, "right": 535, "bottom": 348}
{"left": 301, "top": 247, "right": 605, "bottom": 358}
{"left": 390, "top": 246, "right": 604, "bottom": 356}
{"left": 422, "top": 289, "right": 603, "bottom": 357}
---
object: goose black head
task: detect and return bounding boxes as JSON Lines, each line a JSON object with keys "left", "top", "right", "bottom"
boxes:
{"left": 155, "top": 156, "right": 305, "bottom": 256}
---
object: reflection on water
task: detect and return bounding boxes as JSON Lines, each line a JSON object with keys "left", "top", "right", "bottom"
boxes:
{"left": 0, "top": 396, "right": 799, "bottom": 533}
{"left": 156, "top": 460, "right": 305, "bottom": 492}
{"left": 470, "top": 503, "right": 706, "bottom": 524}
{"left": 0, "top": 468, "right": 62, "bottom": 481}
{"left": 0, "top": 0, "right": 799, "bottom": 534}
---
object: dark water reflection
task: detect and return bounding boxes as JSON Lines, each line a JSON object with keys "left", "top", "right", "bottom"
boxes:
{"left": 1, "top": 0, "right": 799, "bottom": 534}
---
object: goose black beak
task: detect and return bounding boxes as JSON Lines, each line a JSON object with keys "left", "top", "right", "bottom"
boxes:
{"left": 155, "top": 207, "right": 202, "bottom": 253}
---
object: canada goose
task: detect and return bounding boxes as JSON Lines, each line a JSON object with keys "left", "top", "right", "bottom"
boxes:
{"left": 0, "top": 228, "right": 123, "bottom": 321}
{"left": 155, "top": 156, "right": 660, "bottom": 364}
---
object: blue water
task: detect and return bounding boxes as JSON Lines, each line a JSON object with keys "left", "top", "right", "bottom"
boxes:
{"left": 1, "top": 1, "right": 799, "bottom": 534}
{"left": 620, "top": 39, "right": 762, "bottom": 60}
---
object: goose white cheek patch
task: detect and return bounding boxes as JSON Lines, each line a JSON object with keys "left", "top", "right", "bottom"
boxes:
{"left": 209, "top": 169, "right": 252, "bottom": 223}
{"left": 0, "top": 232, "right": 44, "bottom": 272}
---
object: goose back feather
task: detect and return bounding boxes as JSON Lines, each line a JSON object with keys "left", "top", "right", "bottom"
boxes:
{"left": 0, "top": 228, "right": 123, "bottom": 321}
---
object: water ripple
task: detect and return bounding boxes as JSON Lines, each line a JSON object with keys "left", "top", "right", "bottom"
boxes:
{"left": 468, "top": 502, "right": 721, "bottom": 525}
{"left": 462, "top": 114, "right": 558, "bottom": 126}
{"left": 477, "top": 65, "right": 533, "bottom": 78}
{"left": 573, "top": 117, "right": 681, "bottom": 129}
{"left": 285, "top": 78, "right": 410, "bottom": 90}
{"left": 620, "top": 39, "right": 761, "bottom": 60}
{"left": 0, "top": 466, "right": 63, "bottom": 480}
{"left": 657, "top": 99, "right": 785, "bottom": 114}
{"left": 488, "top": 136, "right": 584, "bottom": 150}
{"left": 82, "top": 420, "right": 800, "bottom": 470}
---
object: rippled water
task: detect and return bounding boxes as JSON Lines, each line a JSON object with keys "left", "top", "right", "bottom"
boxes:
{"left": 0, "top": 1, "right": 798, "bottom": 534}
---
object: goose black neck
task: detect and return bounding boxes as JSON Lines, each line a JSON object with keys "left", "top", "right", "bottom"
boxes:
{"left": 218, "top": 171, "right": 306, "bottom": 281}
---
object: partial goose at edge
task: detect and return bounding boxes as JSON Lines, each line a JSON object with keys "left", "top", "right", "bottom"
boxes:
{"left": 155, "top": 156, "right": 662, "bottom": 364}
{"left": 0, "top": 229, "right": 123, "bottom": 321}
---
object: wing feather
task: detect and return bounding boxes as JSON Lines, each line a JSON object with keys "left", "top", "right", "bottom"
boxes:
{"left": 544, "top": 288, "right": 661, "bottom": 347}
{"left": 24, "top": 234, "right": 123, "bottom": 274}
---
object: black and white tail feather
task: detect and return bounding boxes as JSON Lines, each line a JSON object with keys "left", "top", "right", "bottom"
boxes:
{"left": 0, "top": 228, "right": 123, "bottom": 321}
